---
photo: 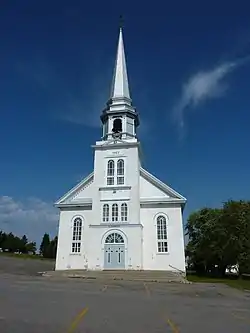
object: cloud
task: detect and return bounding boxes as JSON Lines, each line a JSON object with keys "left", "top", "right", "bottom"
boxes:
{"left": 0, "top": 196, "right": 58, "bottom": 247}
{"left": 173, "top": 61, "right": 238, "bottom": 134}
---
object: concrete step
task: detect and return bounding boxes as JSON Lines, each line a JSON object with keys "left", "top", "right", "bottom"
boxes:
{"left": 40, "top": 269, "right": 190, "bottom": 283}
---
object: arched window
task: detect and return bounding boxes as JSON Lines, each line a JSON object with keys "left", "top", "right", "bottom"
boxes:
{"left": 105, "top": 232, "right": 124, "bottom": 243}
{"left": 121, "top": 203, "right": 128, "bottom": 222}
{"left": 112, "top": 203, "right": 118, "bottom": 222}
{"left": 112, "top": 118, "right": 122, "bottom": 133}
{"left": 156, "top": 215, "right": 168, "bottom": 253}
{"left": 107, "top": 160, "right": 115, "bottom": 185}
{"left": 102, "top": 204, "right": 109, "bottom": 222}
{"left": 72, "top": 217, "right": 82, "bottom": 253}
{"left": 117, "top": 159, "right": 124, "bottom": 185}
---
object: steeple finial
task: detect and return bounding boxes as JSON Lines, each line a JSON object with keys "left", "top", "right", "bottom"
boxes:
{"left": 110, "top": 21, "right": 131, "bottom": 100}
{"left": 119, "top": 15, "right": 124, "bottom": 29}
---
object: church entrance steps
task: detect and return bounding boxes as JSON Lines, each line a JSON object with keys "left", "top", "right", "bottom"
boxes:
{"left": 40, "top": 269, "right": 190, "bottom": 284}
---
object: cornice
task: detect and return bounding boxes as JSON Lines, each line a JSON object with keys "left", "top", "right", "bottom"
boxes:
{"left": 92, "top": 141, "right": 140, "bottom": 150}
{"left": 99, "top": 185, "right": 131, "bottom": 191}
{"left": 89, "top": 223, "right": 143, "bottom": 228}
{"left": 54, "top": 202, "right": 92, "bottom": 209}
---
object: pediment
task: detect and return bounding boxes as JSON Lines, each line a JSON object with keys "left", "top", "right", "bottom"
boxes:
{"left": 55, "top": 172, "right": 94, "bottom": 206}
{"left": 140, "top": 167, "right": 186, "bottom": 202}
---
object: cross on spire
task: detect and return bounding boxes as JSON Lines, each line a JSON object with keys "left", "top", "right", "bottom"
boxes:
{"left": 119, "top": 15, "right": 124, "bottom": 29}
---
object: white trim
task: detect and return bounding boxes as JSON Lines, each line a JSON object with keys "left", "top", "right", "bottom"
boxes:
{"left": 102, "top": 204, "right": 109, "bottom": 222}
{"left": 99, "top": 185, "right": 131, "bottom": 191}
{"left": 71, "top": 216, "right": 83, "bottom": 254}
{"left": 140, "top": 199, "right": 185, "bottom": 205}
{"left": 121, "top": 202, "right": 128, "bottom": 222}
{"left": 106, "top": 159, "right": 115, "bottom": 185}
{"left": 111, "top": 203, "right": 119, "bottom": 222}
{"left": 101, "top": 229, "right": 128, "bottom": 247}
{"left": 117, "top": 158, "right": 125, "bottom": 185}
{"left": 100, "top": 198, "right": 130, "bottom": 202}
{"left": 89, "top": 223, "right": 143, "bottom": 228}
{"left": 156, "top": 214, "right": 168, "bottom": 254}
{"left": 70, "top": 214, "right": 85, "bottom": 225}
{"left": 153, "top": 212, "right": 169, "bottom": 224}
{"left": 54, "top": 202, "right": 92, "bottom": 208}
{"left": 92, "top": 140, "right": 140, "bottom": 150}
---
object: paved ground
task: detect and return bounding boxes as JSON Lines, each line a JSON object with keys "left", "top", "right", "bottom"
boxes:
{"left": 0, "top": 255, "right": 55, "bottom": 275}
{"left": 0, "top": 256, "right": 250, "bottom": 332}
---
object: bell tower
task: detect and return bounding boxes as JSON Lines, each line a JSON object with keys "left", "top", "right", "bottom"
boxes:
{"left": 100, "top": 26, "right": 139, "bottom": 142}
{"left": 92, "top": 24, "right": 141, "bottom": 228}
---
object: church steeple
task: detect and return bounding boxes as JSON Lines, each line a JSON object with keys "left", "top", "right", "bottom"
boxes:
{"left": 110, "top": 27, "right": 131, "bottom": 100}
{"left": 100, "top": 24, "right": 139, "bottom": 142}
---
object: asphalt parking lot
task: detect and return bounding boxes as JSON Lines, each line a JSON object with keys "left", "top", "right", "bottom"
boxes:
{"left": 0, "top": 256, "right": 250, "bottom": 332}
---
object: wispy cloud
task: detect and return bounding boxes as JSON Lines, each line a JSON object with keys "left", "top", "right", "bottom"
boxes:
{"left": 173, "top": 60, "right": 243, "bottom": 136}
{"left": 0, "top": 196, "right": 58, "bottom": 246}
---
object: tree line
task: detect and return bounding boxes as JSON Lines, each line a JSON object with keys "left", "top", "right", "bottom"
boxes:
{"left": 0, "top": 231, "right": 58, "bottom": 259}
{"left": 0, "top": 231, "right": 36, "bottom": 254}
{"left": 186, "top": 199, "right": 250, "bottom": 277}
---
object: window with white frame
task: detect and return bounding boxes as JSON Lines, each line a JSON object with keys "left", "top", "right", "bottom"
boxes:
{"left": 72, "top": 217, "right": 82, "bottom": 253}
{"left": 102, "top": 204, "right": 109, "bottom": 222}
{"left": 112, "top": 203, "right": 118, "bottom": 222}
{"left": 106, "top": 159, "right": 125, "bottom": 186}
{"left": 107, "top": 160, "right": 115, "bottom": 185}
{"left": 156, "top": 215, "right": 168, "bottom": 253}
{"left": 117, "top": 159, "right": 124, "bottom": 185}
{"left": 121, "top": 203, "right": 128, "bottom": 222}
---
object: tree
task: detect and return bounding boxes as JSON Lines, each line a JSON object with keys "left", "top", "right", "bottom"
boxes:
{"left": 186, "top": 208, "right": 224, "bottom": 275}
{"left": 26, "top": 241, "right": 37, "bottom": 254}
{"left": 19, "top": 235, "right": 28, "bottom": 253}
{"left": 45, "top": 236, "right": 58, "bottom": 259}
{"left": 221, "top": 200, "right": 250, "bottom": 275}
{"left": 39, "top": 233, "right": 50, "bottom": 257}
{"left": 0, "top": 231, "right": 36, "bottom": 254}
{"left": 186, "top": 200, "right": 250, "bottom": 277}
{"left": 21, "top": 235, "right": 28, "bottom": 246}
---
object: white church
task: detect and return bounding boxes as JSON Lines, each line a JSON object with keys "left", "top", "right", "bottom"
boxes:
{"left": 55, "top": 27, "right": 187, "bottom": 272}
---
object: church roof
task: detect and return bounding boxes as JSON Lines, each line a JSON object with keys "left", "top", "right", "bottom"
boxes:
{"left": 110, "top": 27, "right": 130, "bottom": 100}
{"left": 140, "top": 168, "right": 187, "bottom": 204}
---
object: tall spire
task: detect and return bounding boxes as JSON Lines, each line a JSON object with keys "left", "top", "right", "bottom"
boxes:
{"left": 100, "top": 22, "right": 139, "bottom": 142}
{"left": 110, "top": 25, "right": 131, "bottom": 100}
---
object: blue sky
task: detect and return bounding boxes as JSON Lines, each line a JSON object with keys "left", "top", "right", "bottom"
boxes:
{"left": 1, "top": 1, "right": 250, "bottom": 245}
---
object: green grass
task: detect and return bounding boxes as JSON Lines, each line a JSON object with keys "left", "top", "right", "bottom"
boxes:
{"left": 0, "top": 252, "right": 55, "bottom": 261}
{"left": 187, "top": 274, "right": 250, "bottom": 290}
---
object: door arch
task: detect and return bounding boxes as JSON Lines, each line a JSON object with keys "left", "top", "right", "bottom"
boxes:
{"left": 104, "top": 232, "right": 125, "bottom": 269}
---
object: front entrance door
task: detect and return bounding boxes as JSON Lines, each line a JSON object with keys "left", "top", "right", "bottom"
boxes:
{"left": 104, "top": 233, "right": 125, "bottom": 269}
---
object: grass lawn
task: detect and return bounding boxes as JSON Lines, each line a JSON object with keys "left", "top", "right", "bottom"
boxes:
{"left": 187, "top": 274, "right": 250, "bottom": 291}
{"left": 0, "top": 252, "right": 55, "bottom": 261}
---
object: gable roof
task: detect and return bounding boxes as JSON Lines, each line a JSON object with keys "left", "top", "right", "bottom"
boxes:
{"left": 54, "top": 172, "right": 93, "bottom": 207}
{"left": 54, "top": 168, "right": 187, "bottom": 208}
{"left": 140, "top": 167, "right": 187, "bottom": 204}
